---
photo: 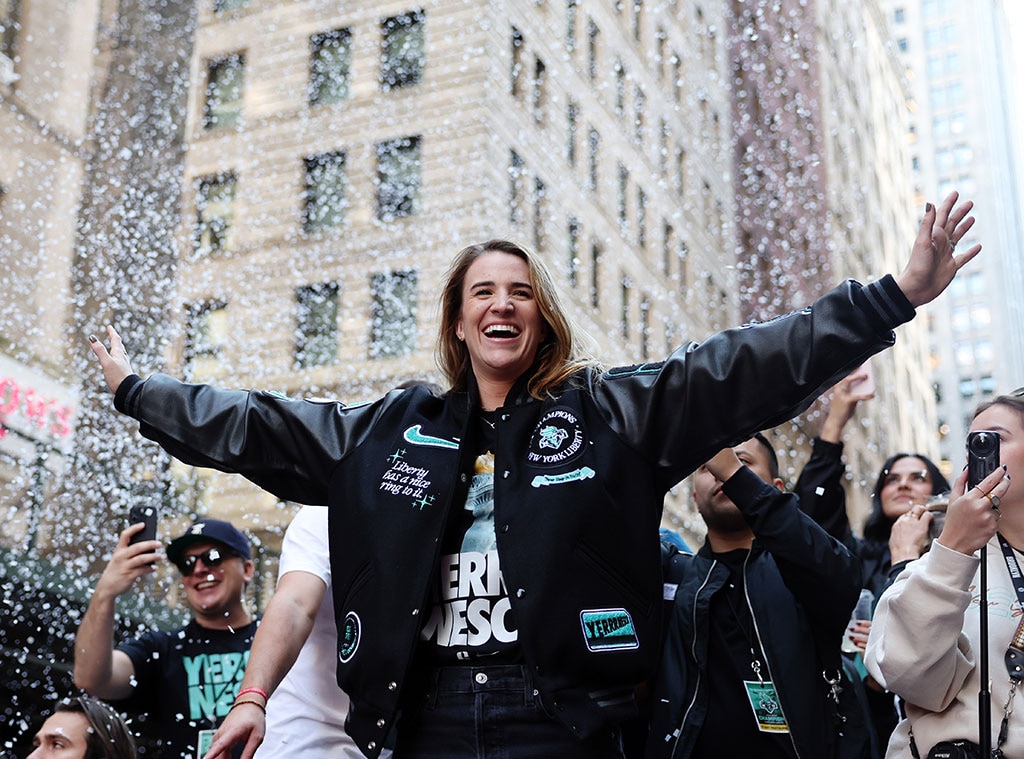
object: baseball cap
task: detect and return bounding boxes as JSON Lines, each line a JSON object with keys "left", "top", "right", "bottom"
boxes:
{"left": 166, "top": 518, "right": 251, "bottom": 566}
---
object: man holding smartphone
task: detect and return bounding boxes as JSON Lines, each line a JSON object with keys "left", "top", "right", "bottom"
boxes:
{"left": 73, "top": 518, "right": 258, "bottom": 759}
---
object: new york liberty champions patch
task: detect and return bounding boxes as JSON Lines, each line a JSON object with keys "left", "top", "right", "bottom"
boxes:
{"left": 528, "top": 408, "right": 585, "bottom": 466}
{"left": 580, "top": 608, "right": 639, "bottom": 652}
{"left": 339, "top": 612, "right": 361, "bottom": 662}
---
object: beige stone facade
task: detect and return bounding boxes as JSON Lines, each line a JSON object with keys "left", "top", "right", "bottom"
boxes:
{"left": 0, "top": 0, "right": 936, "bottom": 562}
{"left": 0, "top": 0, "right": 102, "bottom": 552}
{"left": 166, "top": 0, "right": 738, "bottom": 548}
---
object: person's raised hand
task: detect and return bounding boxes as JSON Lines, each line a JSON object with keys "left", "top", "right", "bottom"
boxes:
{"left": 895, "top": 190, "right": 981, "bottom": 308}
{"left": 93, "top": 523, "right": 162, "bottom": 600}
{"left": 889, "top": 503, "right": 932, "bottom": 563}
{"left": 88, "top": 325, "right": 134, "bottom": 394}
{"left": 820, "top": 370, "right": 874, "bottom": 443}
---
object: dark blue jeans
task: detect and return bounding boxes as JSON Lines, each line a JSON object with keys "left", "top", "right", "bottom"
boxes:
{"left": 393, "top": 664, "right": 626, "bottom": 759}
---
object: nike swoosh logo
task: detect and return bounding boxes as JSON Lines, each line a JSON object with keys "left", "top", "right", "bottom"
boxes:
{"left": 404, "top": 425, "right": 460, "bottom": 450}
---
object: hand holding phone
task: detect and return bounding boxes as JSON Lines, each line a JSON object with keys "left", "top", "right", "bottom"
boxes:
{"left": 128, "top": 505, "right": 158, "bottom": 546}
{"left": 967, "top": 430, "right": 1000, "bottom": 490}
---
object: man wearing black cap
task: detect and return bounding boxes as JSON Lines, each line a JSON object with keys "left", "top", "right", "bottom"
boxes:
{"left": 74, "top": 517, "right": 258, "bottom": 759}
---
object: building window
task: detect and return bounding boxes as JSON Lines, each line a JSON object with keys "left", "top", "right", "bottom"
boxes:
{"left": 567, "top": 101, "right": 578, "bottom": 167}
{"left": 381, "top": 9, "right": 425, "bottom": 91}
{"left": 214, "top": 0, "right": 248, "bottom": 12}
{"left": 637, "top": 188, "right": 647, "bottom": 249}
{"left": 532, "top": 57, "right": 547, "bottom": 123}
{"left": 533, "top": 177, "right": 547, "bottom": 251}
{"left": 639, "top": 295, "right": 650, "bottom": 361}
{"left": 1, "top": 0, "right": 21, "bottom": 64}
{"left": 509, "top": 150, "right": 526, "bottom": 225}
{"left": 184, "top": 301, "right": 228, "bottom": 380}
{"left": 620, "top": 277, "right": 631, "bottom": 341}
{"left": 633, "top": 84, "right": 645, "bottom": 143}
{"left": 370, "top": 269, "right": 418, "bottom": 359}
{"left": 617, "top": 163, "right": 629, "bottom": 231}
{"left": 614, "top": 60, "right": 626, "bottom": 119}
{"left": 590, "top": 243, "right": 601, "bottom": 309}
{"left": 511, "top": 26, "right": 525, "bottom": 97}
{"left": 566, "top": 0, "right": 577, "bottom": 53}
{"left": 662, "top": 221, "right": 674, "bottom": 276}
{"left": 587, "top": 127, "right": 600, "bottom": 191}
{"left": 568, "top": 216, "right": 580, "bottom": 289}
{"left": 678, "top": 240, "right": 690, "bottom": 292}
{"left": 671, "top": 52, "right": 682, "bottom": 107}
{"left": 303, "top": 151, "right": 347, "bottom": 233}
{"left": 296, "top": 282, "right": 339, "bottom": 368}
{"left": 631, "top": 0, "right": 643, "bottom": 42}
{"left": 204, "top": 53, "right": 245, "bottom": 129}
{"left": 376, "top": 136, "right": 421, "bottom": 220}
{"left": 195, "top": 172, "right": 237, "bottom": 255}
{"left": 655, "top": 26, "right": 667, "bottom": 82}
{"left": 309, "top": 28, "right": 352, "bottom": 106}
{"left": 587, "top": 19, "right": 599, "bottom": 82}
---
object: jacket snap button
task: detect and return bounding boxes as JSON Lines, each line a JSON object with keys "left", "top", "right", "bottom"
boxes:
{"left": 460, "top": 473, "right": 467, "bottom": 482}
{"left": 475, "top": 672, "right": 488, "bottom": 684}
{"left": 368, "top": 741, "right": 377, "bottom": 750}
{"left": 377, "top": 718, "right": 386, "bottom": 728}
{"left": 516, "top": 588, "right": 526, "bottom": 598}
{"left": 503, "top": 470, "right": 510, "bottom": 478}
{"left": 388, "top": 681, "right": 397, "bottom": 691}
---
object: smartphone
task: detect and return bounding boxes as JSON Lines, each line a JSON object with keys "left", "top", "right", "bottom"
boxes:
{"left": 967, "top": 430, "right": 1000, "bottom": 490}
{"left": 128, "top": 505, "right": 159, "bottom": 545}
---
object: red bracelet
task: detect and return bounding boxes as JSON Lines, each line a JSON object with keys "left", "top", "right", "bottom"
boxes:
{"left": 236, "top": 687, "right": 269, "bottom": 702}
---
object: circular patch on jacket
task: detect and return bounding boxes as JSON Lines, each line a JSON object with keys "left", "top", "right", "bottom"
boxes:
{"left": 528, "top": 408, "right": 585, "bottom": 467}
{"left": 339, "top": 612, "right": 361, "bottom": 662}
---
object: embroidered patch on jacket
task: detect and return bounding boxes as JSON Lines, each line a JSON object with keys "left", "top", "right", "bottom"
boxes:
{"left": 580, "top": 608, "right": 639, "bottom": 652}
{"left": 531, "top": 467, "right": 595, "bottom": 488}
{"left": 339, "top": 612, "right": 361, "bottom": 663}
{"left": 528, "top": 408, "right": 585, "bottom": 467}
{"left": 403, "top": 424, "right": 460, "bottom": 450}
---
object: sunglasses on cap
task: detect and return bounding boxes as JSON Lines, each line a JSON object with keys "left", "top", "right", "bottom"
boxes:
{"left": 175, "top": 547, "right": 238, "bottom": 576}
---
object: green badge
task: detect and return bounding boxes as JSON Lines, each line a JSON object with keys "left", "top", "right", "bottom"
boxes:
{"left": 197, "top": 729, "right": 215, "bottom": 759}
{"left": 742, "top": 680, "right": 790, "bottom": 733}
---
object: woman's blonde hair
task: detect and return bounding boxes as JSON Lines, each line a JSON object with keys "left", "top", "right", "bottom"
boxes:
{"left": 436, "top": 239, "right": 598, "bottom": 399}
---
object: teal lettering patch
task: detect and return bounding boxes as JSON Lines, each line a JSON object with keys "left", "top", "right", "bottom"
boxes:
{"left": 339, "top": 612, "right": 361, "bottom": 663}
{"left": 580, "top": 608, "right": 638, "bottom": 652}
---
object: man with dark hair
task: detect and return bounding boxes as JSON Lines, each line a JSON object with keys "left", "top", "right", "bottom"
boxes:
{"left": 645, "top": 435, "right": 861, "bottom": 758}
{"left": 73, "top": 518, "right": 258, "bottom": 759}
{"left": 27, "top": 695, "right": 135, "bottom": 759}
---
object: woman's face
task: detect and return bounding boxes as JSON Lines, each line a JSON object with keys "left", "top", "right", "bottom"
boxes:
{"left": 970, "top": 404, "right": 1021, "bottom": 514}
{"left": 455, "top": 250, "right": 548, "bottom": 390}
{"left": 880, "top": 456, "right": 935, "bottom": 519}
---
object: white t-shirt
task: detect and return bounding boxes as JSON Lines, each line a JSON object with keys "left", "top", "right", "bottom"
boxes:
{"left": 255, "top": 506, "right": 380, "bottom": 758}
